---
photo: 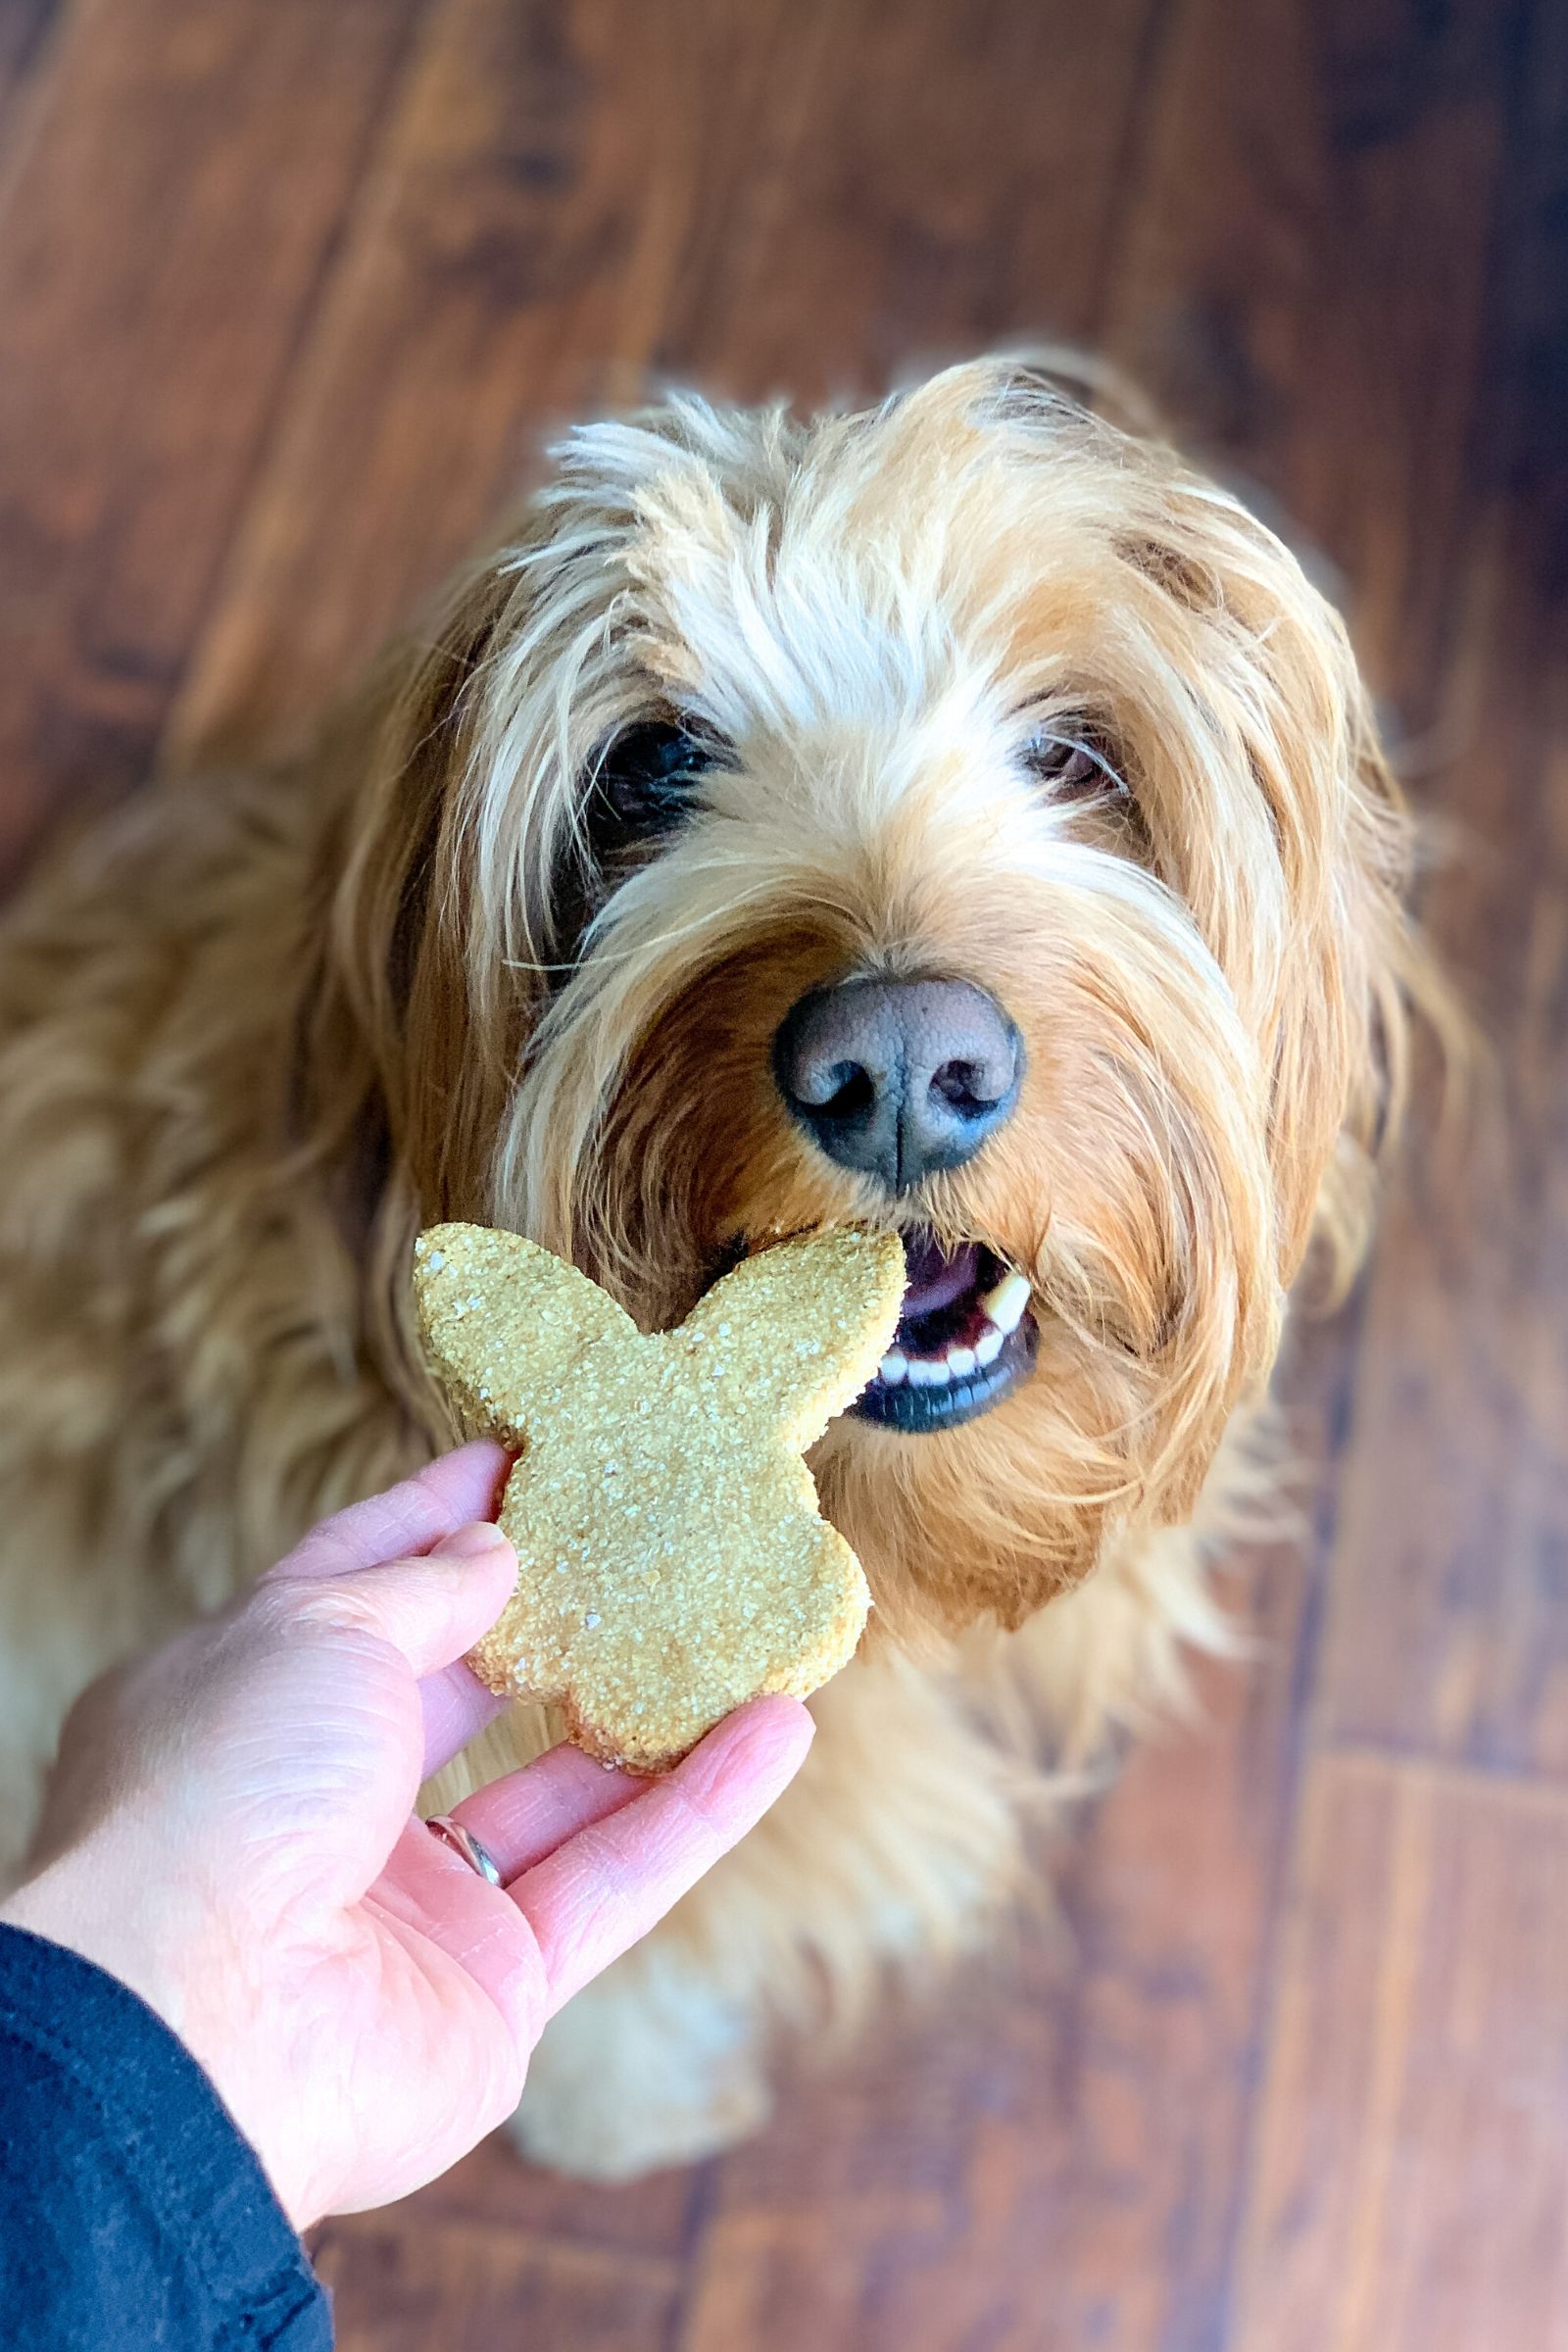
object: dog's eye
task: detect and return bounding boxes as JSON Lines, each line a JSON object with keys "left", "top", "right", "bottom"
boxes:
{"left": 1022, "top": 727, "right": 1131, "bottom": 807}
{"left": 589, "top": 719, "right": 715, "bottom": 839}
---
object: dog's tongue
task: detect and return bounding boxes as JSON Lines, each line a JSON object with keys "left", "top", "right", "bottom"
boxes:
{"left": 901, "top": 1231, "right": 981, "bottom": 1317}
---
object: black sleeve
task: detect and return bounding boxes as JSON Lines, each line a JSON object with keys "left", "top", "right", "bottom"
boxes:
{"left": 0, "top": 1922, "right": 331, "bottom": 2350}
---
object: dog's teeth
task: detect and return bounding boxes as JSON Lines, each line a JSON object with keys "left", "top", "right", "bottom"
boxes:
{"left": 978, "top": 1270, "right": 1031, "bottom": 1335}
{"left": 868, "top": 1270, "right": 1029, "bottom": 1400}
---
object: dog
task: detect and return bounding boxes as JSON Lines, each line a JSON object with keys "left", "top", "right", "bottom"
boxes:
{"left": 0, "top": 357, "right": 1445, "bottom": 2178}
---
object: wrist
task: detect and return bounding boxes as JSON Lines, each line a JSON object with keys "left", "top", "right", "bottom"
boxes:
{"left": 5, "top": 1840, "right": 183, "bottom": 2028}
{"left": 2, "top": 1854, "right": 310, "bottom": 2223}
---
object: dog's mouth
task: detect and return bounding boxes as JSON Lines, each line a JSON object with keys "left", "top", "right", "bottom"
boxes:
{"left": 851, "top": 1227, "right": 1038, "bottom": 1435}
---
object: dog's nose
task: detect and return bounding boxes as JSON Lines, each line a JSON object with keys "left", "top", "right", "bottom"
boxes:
{"left": 772, "top": 977, "right": 1022, "bottom": 1193}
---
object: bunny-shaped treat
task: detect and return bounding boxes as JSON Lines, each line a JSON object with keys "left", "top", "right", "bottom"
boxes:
{"left": 413, "top": 1223, "right": 906, "bottom": 1769}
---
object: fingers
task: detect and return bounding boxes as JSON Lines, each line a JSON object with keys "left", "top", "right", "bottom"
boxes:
{"left": 255, "top": 1447, "right": 521, "bottom": 1707}
{"left": 382, "top": 1747, "right": 649, "bottom": 2038}
{"left": 510, "top": 1696, "right": 813, "bottom": 2017}
{"left": 376, "top": 1817, "right": 546, "bottom": 2034}
{"left": 419, "top": 1659, "right": 511, "bottom": 1778}
{"left": 448, "top": 1743, "right": 650, "bottom": 1880}
{"left": 283, "top": 1521, "right": 517, "bottom": 1681}
{"left": 271, "top": 1442, "right": 513, "bottom": 1583}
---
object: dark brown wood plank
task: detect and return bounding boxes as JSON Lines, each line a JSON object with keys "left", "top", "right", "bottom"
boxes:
{"left": 1230, "top": 1754, "right": 1568, "bottom": 2352}
{"left": 165, "top": 0, "right": 807, "bottom": 765}
{"left": 1315, "top": 495, "right": 1568, "bottom": 1776}
{"left": 1102, "top": 0, "right": 1512, "bottom": 716}
{"left": 0, "top": 0, "right": 430, "bottom": 877}
{"left": 0, "top": 0, "right": 56, "bottom": 142}
{"left": 659, "top": 0, "right": 1163, "bottom": 405}
{"left": 1276, "top": 0, "right": 1511, "bottom": 711}
{"left": 396, "top": 2131, "right": 700, "bottom": 2265}
{"left": 314, "top": 2213, "right": 684, "bottom": 2352}
{"left": 1313, "top": 0, "right": 1568, "bottom": 1776}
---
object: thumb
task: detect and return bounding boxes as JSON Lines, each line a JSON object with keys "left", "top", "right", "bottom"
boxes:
{"left": 271, "top": 1521, "right": 517, "bottom": 1680}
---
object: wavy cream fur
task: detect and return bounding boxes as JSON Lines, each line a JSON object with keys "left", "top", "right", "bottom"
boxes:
{"left": 0, "top": 359, "right": 1446, "bottom": 2175}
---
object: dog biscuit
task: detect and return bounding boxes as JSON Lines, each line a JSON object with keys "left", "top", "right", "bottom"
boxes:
{"left": 412, "top": 1222, "right": 906, "bottom": 1770}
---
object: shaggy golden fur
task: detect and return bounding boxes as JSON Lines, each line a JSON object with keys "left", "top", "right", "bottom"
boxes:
{"left": 0, "top": 358, "right": 1446, "bottom": 2177}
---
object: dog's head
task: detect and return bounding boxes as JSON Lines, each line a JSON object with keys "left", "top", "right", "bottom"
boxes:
{"left": 326, "top": 358, "right": 1435, "bottom": 1633}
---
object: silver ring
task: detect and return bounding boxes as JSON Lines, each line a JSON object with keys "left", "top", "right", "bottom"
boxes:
{"left": 426, "top": 1813, "right": 504, "bottom": 1887}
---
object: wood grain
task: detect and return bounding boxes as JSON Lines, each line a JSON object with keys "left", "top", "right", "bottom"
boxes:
{"left": 1313, "top": 0, "right": 1568, "bottom": 1777}
{"left": 1315, "top": 505, "right": 1568, "bottom": 1778}
{"left": 315, "top": 2213, "right": 685, "bottom": 2352}
{"left": 1102, "top": 0, "right": 1513, "bottom": 716}
{"left": 0, "top": 0, "right": 430, "bottom": 878}
{"left": 1232, "top": 1754, "right": 1568, "bottom": 2352}
{"left": 0, "top": 0, "right": 55, "bottom": 141}
{"left": 166, "top": 0, "right": 810, "bottom": 764}
{"left": 660, "top": 0, "right": 1163, "bottom": 403}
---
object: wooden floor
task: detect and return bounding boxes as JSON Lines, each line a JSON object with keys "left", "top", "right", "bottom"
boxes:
{"left": 2, "top": 1, "right": 1565, "bottom": 2345}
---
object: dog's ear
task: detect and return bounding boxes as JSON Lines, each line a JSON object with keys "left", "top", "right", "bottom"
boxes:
{"left": 300, "top": 553, "right": 526, "bottom": 1223}
{"left": 1115, "top": 498, "right": 1456, "bottom": 1298}
{"left": 301, "top": 495, "right": 612, "bottom": 1231}
{"left": 1265, "top": 669, "right": 1454, "bottom": 1300}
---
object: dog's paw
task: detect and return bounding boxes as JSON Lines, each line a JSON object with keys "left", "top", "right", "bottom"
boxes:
{"left": 510, "top": 1963, "right": 773, "bottom": 2182}
{"left": 510, "top": 2060, "right": 771, "bottom": 2183}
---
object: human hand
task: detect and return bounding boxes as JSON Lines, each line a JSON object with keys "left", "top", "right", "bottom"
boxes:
{"left": 1, "top": 1444, "right": 812, "bottom": 2229}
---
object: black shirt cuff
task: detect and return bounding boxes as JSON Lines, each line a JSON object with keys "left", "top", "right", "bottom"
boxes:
{"left": 0, "top": 1920, "right": 330, "bottom": 2348}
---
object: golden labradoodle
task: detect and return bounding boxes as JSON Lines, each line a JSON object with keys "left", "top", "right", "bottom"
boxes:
{"left": 0, "top": 359, "right": 1444, "bottom": 2177}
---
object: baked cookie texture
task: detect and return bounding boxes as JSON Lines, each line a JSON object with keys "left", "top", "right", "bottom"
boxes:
{"left": 412, "top": 1222, "right": 906, "bottom": 1770}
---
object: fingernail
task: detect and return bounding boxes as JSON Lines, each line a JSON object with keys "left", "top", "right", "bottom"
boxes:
{"left": 435, "top": 1521, "right": 511, "bottom": 1561}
